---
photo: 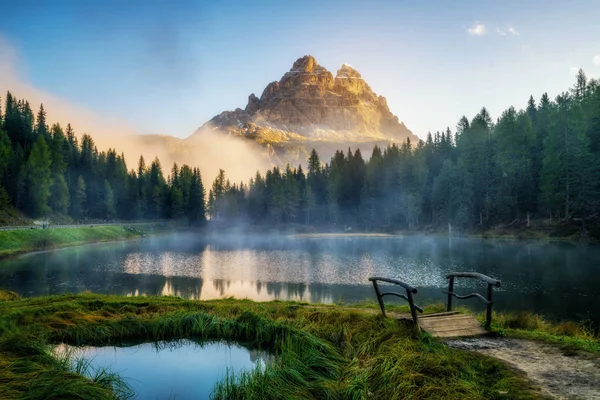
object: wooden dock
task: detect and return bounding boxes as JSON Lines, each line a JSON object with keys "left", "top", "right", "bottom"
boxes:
{"left": 417, "top": 311, "right": 487, "bottom": 338}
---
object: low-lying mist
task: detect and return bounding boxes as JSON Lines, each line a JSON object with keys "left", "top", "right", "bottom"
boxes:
{"left": 0, "top": 36, "right": 271, "bottom": 183}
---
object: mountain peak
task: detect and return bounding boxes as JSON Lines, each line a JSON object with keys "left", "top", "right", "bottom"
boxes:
{"left": 200, "top": 56, "right": 417, "bottom": 149}
{"left": 290, "top": 55, "right": 319, "bottom": 72}
{"left": 336, "top": 63, "right": 362, "bottom": 79}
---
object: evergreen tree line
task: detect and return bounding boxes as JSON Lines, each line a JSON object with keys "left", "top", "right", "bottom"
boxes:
{"left": 0, "top": 92, "right": 206, "bottom": 223}
{"left": 1, "top": 70, "right": 599, "bottom": 230}
{"left": 207, "top": 70, "right": 600, "bottom": 230}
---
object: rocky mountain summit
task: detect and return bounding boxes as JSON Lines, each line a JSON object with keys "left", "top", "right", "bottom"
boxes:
{"left": 195, "top": 55, "right": 417, "bottom": 147}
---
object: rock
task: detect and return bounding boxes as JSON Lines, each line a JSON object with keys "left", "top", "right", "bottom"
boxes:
{"left": 245, "top": 94, "right": 261, "bottom": 114}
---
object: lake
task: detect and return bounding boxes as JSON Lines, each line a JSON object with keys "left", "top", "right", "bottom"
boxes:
{"left": 1, "top": 233, "right": 598, "bottom": 327}
{"left": 55, "top": 339, "right": 269, "bottom": 399}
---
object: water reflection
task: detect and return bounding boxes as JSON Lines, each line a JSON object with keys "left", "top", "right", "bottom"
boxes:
{"left": 55, "top": 340, "right": 269, "bottom": 400}
{"left": 1, "top": 235, "right": 599, "bottom": 326}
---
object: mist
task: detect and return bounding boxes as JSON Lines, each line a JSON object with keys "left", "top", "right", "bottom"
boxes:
{"left": 0, "top": 36, "right": 271, "bottom": 183}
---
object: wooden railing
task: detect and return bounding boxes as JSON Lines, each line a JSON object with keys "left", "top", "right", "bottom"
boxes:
{"left": 368, "top": 277, "right": 423, "bottom": 325}
{"left": 445, "top": 272, "right": 501, "bottom": 328}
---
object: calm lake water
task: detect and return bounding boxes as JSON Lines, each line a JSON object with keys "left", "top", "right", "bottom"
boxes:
{"left": 1, "top": 233, "right": 599, "bottom": 326}
{"left": 56, "top": 340, "right": 267, "bottom": 399}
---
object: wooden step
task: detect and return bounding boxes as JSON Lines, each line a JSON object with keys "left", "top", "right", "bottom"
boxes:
{"left": 421, "top": 321, "right": 483, "bottom": 332}
{"left": 420, "top": 315, "right": 474, "bottom": 323}
{"left": 418, "top": 313, "right": 487, "bottom": 338}
{"left": 418, "top": 311, "right": 461, "bottom": 319}
{"left": 419, "top": 316, "right": 479, "bottom": 327}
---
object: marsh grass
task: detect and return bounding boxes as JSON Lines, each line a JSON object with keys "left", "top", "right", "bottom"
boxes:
{"left": 53, "top": 349, "right": 135, "bottom": 399}
{"left": 0, "top": 291, "right": 576, "bottom": 399}
{"left": 0, "top": 335, "right": 130, "bottom": 400}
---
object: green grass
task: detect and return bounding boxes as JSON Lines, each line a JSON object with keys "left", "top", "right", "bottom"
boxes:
{"left": 0, "top": 291, "right": 547, "bottom": 400}
{"left": 486, "top": 310, "right": 600, "bottom": 354}
{"left": 0, "top": 226, "right": 146, "bottom": 259}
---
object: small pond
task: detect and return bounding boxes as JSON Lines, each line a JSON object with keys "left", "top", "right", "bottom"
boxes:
{"left": 55, "top": 339, "right": 269, "bottom": 400}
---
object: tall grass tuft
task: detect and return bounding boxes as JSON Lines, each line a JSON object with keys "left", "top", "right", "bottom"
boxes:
{"left": 0, "top": 289, "right": 19, "bottom": 301}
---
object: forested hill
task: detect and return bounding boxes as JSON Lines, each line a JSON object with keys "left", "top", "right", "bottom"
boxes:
{"left": 0, "top": 93, "right": 206, "bottom": 224}
{"left": 0, "top": 69, "right": 599, "bottom": 232}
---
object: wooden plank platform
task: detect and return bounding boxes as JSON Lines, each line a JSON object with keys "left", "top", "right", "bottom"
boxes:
{"left": 418, "top": 312, "right": 487, "bottom": 338}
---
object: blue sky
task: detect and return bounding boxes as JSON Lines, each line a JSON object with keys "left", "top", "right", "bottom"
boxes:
{"left": 2, "top": 0, "right": 600, "bottom": 139}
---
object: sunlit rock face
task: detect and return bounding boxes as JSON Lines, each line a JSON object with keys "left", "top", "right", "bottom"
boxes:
{"left": 195, "top": 55, "right": 417, "bottom": 151}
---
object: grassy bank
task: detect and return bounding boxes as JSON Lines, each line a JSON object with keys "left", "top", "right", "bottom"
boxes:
{"left": 0, "top": 226, "right": 150, "bottom": 259}
{"left": 0, "top": 291, "right": 547, "bottom": 400}
{"left": 488, "top": 311, "right": 600, "bottom": 354}
{"left": 465, "top": 217, "right": 600, "bottom": 242}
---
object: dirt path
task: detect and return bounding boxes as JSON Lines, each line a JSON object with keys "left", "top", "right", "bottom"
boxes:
{"left": 446, "top": 338, "right": 600, "bottom": 400}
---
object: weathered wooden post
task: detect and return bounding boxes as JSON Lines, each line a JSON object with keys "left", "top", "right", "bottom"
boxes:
{"left": 406, "top": 289, "right": 419, "bottom": 328}
{"left": 371, "top": 280, "right": 386, "bottom": 317}
{"left": 486, "top": 283, "right": 493, "bottom": 328}
{"left": 446, "top": 276, "right": 455, "bottom": 312}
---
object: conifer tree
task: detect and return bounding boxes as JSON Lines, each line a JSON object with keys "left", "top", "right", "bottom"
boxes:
{"left": 103, "top": 180, "right": 116, "bottom": 219}
{"left": 26, "top": 136, "right": 53, "bottom": 217}
{"left": 71, "top": 176, "right": 87, "bottom": 219}
{"left": 188, "top": 168, "right": 206, "bottom": 224}
{"left": 50, "top": 175, "right": 70, "bottom": 214}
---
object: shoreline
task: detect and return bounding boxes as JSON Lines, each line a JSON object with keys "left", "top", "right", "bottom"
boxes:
{"left": 210, "top": 219, "right": 598, "bottom": 243}
{"left": 1, "top": 235, "right": 148, "bottom": 260}
{"left": 0, "top": 225, "right": 167, "bottom": 261}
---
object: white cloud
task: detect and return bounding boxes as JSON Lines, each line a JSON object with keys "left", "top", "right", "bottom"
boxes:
{"left": 570, "top": 66, "right": 580, "bottom": 75}
{"left": 467, "top": 23, "right": 486, "bottom": 36}
{"left": 594, "top": 55, "right": 600, "bottom": 66}
{"left": 496, "top": 28, "right": 506, "bottom": 36}
{"left": 507, "top": 26, "right": 520, "bottom": 36}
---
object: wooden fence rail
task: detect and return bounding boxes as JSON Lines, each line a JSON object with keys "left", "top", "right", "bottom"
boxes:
{"left": 368, "top": 277, "right": 423, "bottom": 325}
{"left": 444, "top": 272, "right": 501, "bottom": 328}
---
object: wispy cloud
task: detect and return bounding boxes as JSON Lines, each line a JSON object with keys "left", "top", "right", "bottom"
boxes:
{"left": 474, "top": 23, "right": 519, "bottom": 37}
{"left": 570, "top": 66, "right": 580, "bottom": 75}
{"left": 467, "top": 23, "right": 486, "bottom": 36}
{"left": 594, "top": 55, "right": 600, "bottom": 66}
{"left": 507, "top": 26, "right": 520, "bottom": 36}
{"left": 496, "top": 25, "right": 519, "bottom": 37}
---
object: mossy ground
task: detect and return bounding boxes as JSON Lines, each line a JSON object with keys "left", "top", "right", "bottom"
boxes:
{"left": 0, "top": 226, "right": 148, "bottom": 259}
{"left": 0, "top": 291, "right": 554, "bottom": 400}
